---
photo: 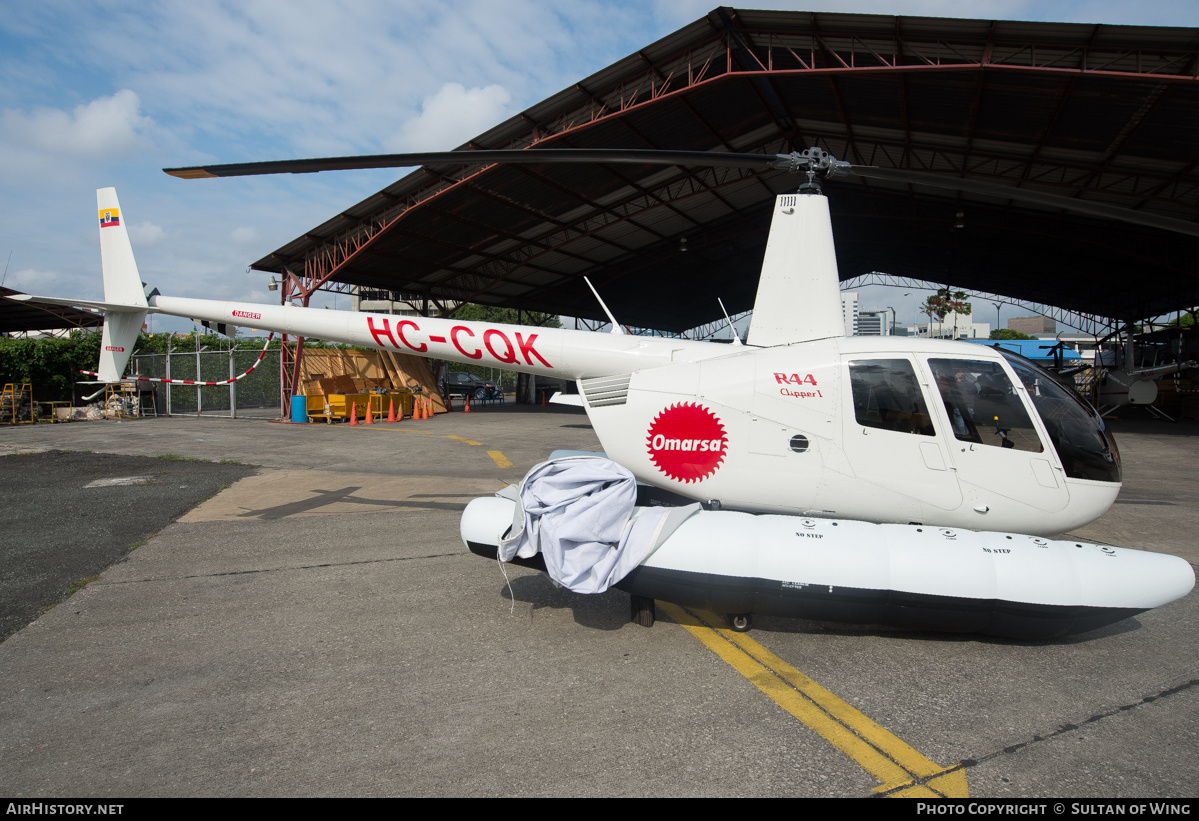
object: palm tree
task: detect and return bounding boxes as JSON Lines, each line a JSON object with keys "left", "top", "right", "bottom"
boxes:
{"left": 925, "top": 287, "right": 972, "bottom": 339}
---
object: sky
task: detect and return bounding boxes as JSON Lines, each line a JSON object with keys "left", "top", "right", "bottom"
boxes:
{"left": 2, "top": 0, "right": 1198, "bottom": 336}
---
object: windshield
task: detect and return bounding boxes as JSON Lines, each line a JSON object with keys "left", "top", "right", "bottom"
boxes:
{"left": 997, "top": 349, "right": 1122, "bottom": 483}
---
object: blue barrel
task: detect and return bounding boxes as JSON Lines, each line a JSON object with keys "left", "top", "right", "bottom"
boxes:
{"left": 290, "top": 395, "right": 309, "bottom": 423}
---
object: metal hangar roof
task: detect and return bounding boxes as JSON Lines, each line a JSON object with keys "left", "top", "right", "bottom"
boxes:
{"left": 0, "top": 287, "right": 104, "bottom": 335}
{"left": 252, "top": 7, "right": 1199, "bottom": 333}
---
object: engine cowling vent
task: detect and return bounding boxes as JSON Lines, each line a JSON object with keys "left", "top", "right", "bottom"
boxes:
{"left": 581, "top": 374, "right": 631, "bottom": 407}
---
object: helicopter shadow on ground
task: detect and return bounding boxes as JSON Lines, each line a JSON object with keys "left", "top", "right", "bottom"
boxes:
{"left": 480, "top": 568, "right": 1150, "bottom": 641}
{"left": 482, "top": 575, "right": 1144, "bottom": 643}
{"left": 495, "top": 574, "right": 632, "bottom": 631}
{"left": 712, "top": 612, "right": 1142, "bottom": 647}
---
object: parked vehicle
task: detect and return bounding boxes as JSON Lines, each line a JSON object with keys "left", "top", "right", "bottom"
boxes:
{"left": 443, "top": 371, "right": 501, "bottom": 400}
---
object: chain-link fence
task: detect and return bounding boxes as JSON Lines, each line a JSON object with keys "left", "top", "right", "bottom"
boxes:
{"left": 131, "top": 347, "right": 280, "bottom": 418}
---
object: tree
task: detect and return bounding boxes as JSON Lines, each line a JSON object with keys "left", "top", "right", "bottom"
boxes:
{"left": 448, "top": 303, "right": 561, "bottom": 328}
{"left": 990, "top": 328, "right": 1034, "bottom": 340}
{"left": 1166, "top": 309, "right": 1199, "bottom": 329}
{"left": 923, "top": 288, "right": 972, "bottom": 339}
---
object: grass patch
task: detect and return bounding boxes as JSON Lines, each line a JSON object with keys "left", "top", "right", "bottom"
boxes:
{"left": 126, "top": 533, "right": 156, "bottom": 553}
{"left": 64, "top": 575, "right": 100, "bottom": 598}
{"left": 156, "top": 453, "right": 207, "bottom": 462}
{"left": 218, "top": 459, "right": 258, "bottom": 467}
{"left": 36, "top": 574, "right": 102, "bottom": 616}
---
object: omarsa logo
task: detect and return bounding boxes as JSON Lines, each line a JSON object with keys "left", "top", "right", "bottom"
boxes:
{"left": 645, "top": 402, "right": 728, "bottom": 483}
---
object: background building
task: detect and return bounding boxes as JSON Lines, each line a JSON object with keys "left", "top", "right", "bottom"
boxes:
{"left": 1008, "top": 316, "right": 1057, "bottom": 335}
{"left": 857, "top": 309, "right": 888, "bottom": 336}
{"left": 351, "top": 287, "right": 452, "bottom": 317}
{"left": 841, "top": 293, "right": 859, "bottom": 336}
{"left": 908, "top": 311, "right": 990, "bottom": 340}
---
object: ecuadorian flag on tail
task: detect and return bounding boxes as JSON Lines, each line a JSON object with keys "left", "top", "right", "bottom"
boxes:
{"left": 99, "top": 207, "right": 120, "bottom": 228}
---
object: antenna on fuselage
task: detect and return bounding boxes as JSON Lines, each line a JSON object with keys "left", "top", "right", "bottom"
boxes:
{"left": 718, "top": 297, "right": 742, "bottom": 345}
{"left": 583, "top": 276, "right": 624, "bottom": 335}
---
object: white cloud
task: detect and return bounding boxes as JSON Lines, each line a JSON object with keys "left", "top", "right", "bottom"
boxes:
{"left": 128, "top": 222, "right": 166, "bottom": 246}
{"left": 651, "top": 0, "right": 1199, "bottom": 26}
{"left": 386, "top": 83, "right": 513, "bottom": 152}
{"left": 4, "top": 267, "right": 68, "bottom": 294}
{"left": 230, "top": 226, "right": 259, "bottom": 245}
{"left": 0, "top": 89, "right": 151, "bottom": 157}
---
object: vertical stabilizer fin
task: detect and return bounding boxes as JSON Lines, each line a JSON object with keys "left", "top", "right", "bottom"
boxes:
{"left": 97, "top": 188, "right": 149, "bottom": 309}
{"left": 745, "top": 193, "right": 844, "bottom": 346}
{"left": 95, "top": 188, "right": 148, "bottom": 381}
{"left": 97, "top": 310, "right": 145, "bottom": 382}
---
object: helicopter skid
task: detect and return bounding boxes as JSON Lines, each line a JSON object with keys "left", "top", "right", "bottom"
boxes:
{"left": 461, "top": 497, "right": 1194, "bottom": 640}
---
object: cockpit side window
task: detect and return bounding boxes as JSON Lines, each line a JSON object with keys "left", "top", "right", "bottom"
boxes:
{"left": 849, "top": 359, "right": 936, "bottom": 436}
{"left": 927, "top": 358, "right": 1044, "bottom": 453}
{"left": 1000, "top": 351, "right": 1122, "bottom": 482}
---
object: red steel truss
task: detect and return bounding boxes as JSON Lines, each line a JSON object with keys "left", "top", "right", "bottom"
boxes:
{"left": 263, "top": 10, "right": 1199, "bottom": 411}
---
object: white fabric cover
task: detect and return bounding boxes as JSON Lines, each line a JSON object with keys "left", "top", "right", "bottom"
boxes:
{"left": 498, "top": 457, "right": 699, "bottom": 594}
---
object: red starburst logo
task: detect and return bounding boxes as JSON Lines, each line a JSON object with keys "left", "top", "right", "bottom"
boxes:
{"left": 646, "top": 403, "right": 728, "bottom": 483}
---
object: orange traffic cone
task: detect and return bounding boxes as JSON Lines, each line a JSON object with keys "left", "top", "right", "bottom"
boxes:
{"left": 397, "top": 398, "right": 404, "bottom": 422}
{"left": 387, "top": 398, "right": 396, "bottom": 423}
{"left": 416, "top": 398, "right": 424, "bottom": 420}
{"left": 349, "top": 401, "right": 358, "bottom": 425}
{"left": 540, "top": 390, "right": 547, "bottom": 407}
{"left": 365, "top": 401, "right": 374, "bottom": 424}
{"left": 464, "top": 393, "right": 472, "bottom": 413}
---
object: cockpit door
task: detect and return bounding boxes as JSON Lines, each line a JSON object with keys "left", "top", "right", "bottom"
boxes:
{"left": 840, "top": 357, "right": 962, "bottom": 517}
{"left": 921, "top": 357, "right": 1070, "bottom": 513}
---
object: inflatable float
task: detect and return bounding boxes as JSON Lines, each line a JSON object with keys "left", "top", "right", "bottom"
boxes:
{"left": 462, "top": 490, "right": 1194, "bottom": 640}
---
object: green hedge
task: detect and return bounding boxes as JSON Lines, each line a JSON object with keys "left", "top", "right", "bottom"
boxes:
{"left": 0, "top": 332, "right": 103, "bottom": 402}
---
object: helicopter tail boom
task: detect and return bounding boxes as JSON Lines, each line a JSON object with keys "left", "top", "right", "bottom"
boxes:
{"left": 148, "top": 294, "right": 719, "bottom": 381}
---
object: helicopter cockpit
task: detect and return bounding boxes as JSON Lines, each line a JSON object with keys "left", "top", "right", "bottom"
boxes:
{"left": 909, "top": 350, "right": 1120, "bottom": 485}
{"left": 828, "top": 337, "right": 1122, "bottom": 533}
{"left": 997, "top": 349, "right": 1121, "bottom": 483}
{"left": 924, "top": 350, "right": 1121, "bottom": 475}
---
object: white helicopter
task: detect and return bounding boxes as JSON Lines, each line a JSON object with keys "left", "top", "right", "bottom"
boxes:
{"left": 1091, "top": 326, "right": 1197, "bottom": 419}
{"left": 18, "top": 147, "right": 1195, "bottom": 637}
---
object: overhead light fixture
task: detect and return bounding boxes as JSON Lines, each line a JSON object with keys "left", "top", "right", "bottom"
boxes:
{"left": 954, "top": 211, "right": 965, "bottom": 230}
{"left": 679, "top": 237, "right": 688, "bottom": 252}
{"left": 268, "top": 276, "right": 279, "bottom": 292}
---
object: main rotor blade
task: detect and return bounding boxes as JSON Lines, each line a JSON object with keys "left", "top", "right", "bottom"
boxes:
{"left": 846, "top": 166, "right": 1199, "bottom": 239}
{"left": 164, "top": 146, "right": 1199, "bottom": 238}
{"left": 163, "top": 148, "right": 779, "bottom": 179}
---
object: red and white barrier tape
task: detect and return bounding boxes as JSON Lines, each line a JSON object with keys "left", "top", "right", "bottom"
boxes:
{"left": 82, "top": 333, "right": 275, "bottom": 386}
{"left": 1174, "top": 372, "right": 1199, "bottom": 394}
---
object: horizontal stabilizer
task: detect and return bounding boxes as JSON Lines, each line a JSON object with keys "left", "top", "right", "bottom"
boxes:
{"left": 11, "top": 293, "right": 158, "bottom": 313}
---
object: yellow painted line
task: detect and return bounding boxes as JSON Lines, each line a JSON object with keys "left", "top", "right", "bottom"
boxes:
{"left": 487, "top": 450, "right": 514, "bottom": 468}
{"left": 658, "top": 602, "right": 968, "bottom": 798}
{"left": 444, "top": 435, "right": 483, "bottom": 446}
